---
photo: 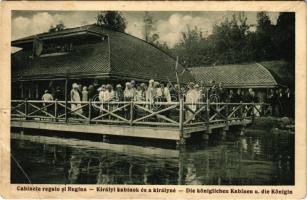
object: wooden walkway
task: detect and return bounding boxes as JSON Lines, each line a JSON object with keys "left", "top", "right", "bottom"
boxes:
{"left": 11, "top": 100, "right": 267, "bottom": 144}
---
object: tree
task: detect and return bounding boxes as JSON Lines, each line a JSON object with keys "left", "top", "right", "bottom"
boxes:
{"left": 252, "top": 12, "right": 276, "bottom": 60}
{"left": 169, "top": 12, "right": 294, "bottom": 67}
{"left": 96, "top": 11, "right": 127, "bottom": 32}
{"left": 205, "top": 13, "right": 251, "bottom": 65}
{"left": 172, "top": 26, "right": 206, "bottom": 67}
{"left": 274, "top": 12, "right": 295, "bottom": 62}
{"left": 143, "top": 12, "right": 156, "bottom": 42}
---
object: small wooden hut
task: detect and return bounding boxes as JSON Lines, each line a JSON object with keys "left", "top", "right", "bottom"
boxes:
{"left": 189, "top": 61, "right": 294, "bottom": 101}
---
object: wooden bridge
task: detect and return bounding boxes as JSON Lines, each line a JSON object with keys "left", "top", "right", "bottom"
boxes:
{"left": 11, "top": 99, "right": 268, "bottom": 144}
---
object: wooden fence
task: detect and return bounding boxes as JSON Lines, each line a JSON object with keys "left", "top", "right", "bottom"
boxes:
{"left": 11, "top": 100, "right": 269, "bottom": 129}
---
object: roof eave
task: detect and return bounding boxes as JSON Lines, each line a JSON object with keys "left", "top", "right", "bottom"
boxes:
{"left": 12, "top": 30, "right": 105, "bottom": 48}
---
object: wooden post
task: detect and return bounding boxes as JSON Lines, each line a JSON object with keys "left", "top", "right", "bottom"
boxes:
{"left": 54, "top": 100, "right": 58, "bottom": 122}
{"left": 206, "top": 97, "right": 210, "bottom": 129}
{"left": 240, "top": 104, "right": 243, "bottom": 122}
{"left": 24, "top": 99, "right": 28, "bottom": 120}
{"left": 225, "top": 103, "right": 229, "bottom": 130}
{"left": 179, "top": 99, "right": 184, "bottom": 135}
{"left": 177, "top": 149, "right": 184, "bottom": 185}
{"left": 20, "top": 82, "right": 24, "bottom": 99}
{"left": 130, "top": 101, "right": 134, "bottom": 126}
{"left": 64, "top": 78, "right": 68, "bottom": 123}
{"left": 88, "top": 100, "right": 92, "bottom": 124}
{"left": 252, "top": 103, "right": 255, "bottom": 121}
{"left": 177, "top": 99, "right": 185, "bottom": 146}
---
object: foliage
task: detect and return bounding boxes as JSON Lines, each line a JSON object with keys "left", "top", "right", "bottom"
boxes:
{"left": 49, "top": 22, "right": 65, "bottom": 32}
{"left": 143, "top": 12, "right": 156, "bottom": 42}
{"left": 96, "top": 11, "right": 127, "bottom": 32}
{"left": 167, "top": 12, "right": 295, "bottom": 67}
{"left": 274, "top": 13, "right": 295, "bottom": 62}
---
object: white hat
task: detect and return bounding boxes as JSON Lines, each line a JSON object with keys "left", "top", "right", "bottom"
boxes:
{"left": 72, "top": 83, "right": 78, "bottom": 88}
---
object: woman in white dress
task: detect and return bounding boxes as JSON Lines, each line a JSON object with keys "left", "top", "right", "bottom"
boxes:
{"left": 185, "top": 82, "right": 198, "bottom": 121}
{"left": 70, "top": 83, "right": 82, "bottom": 116}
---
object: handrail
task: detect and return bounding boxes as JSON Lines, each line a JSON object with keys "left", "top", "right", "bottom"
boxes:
{"left": 13, "top": 99, "right": 268, "bottom": 106}
{"left": 11, "top": 99, "right": 269, "bottom": 129}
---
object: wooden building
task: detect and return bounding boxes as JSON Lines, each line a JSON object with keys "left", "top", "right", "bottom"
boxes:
{"left": 189, "top": 61, "right": 294, "bottom": 101}
{"left": 11, "top": 24, "right": 194, "bottom": 100}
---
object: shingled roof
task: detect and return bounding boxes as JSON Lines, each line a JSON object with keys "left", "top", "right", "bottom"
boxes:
{"left": 189, "top": 61, "right": 293, "bottom": 88}
{"left": 11, "top": 24, "right": 193, "bottom": 83}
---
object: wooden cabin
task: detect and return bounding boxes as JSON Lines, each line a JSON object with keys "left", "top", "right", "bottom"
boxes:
{"left": 189, "top": 61, "right": 294, "bottom": 102}
{"left": 11, "top": 24, "right": 194, "bottom": 100}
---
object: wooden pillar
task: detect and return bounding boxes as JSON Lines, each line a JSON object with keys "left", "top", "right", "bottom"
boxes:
{"left": 35, "top": 83, "right": 39, "bottom": 99}
{"left": 225, "top": 103, "right": 229, "bottom": 130}
{"left": 177, "top": 99, "right": 185, "bottom": 146}
{"left": 64, "top": 78, "right": 68, "bottom": 123}
{"left": 24, "top": 99, "right": 28, "bottom": 120}
{"left": 177, "top": 151, "right": 184, "bottom": 185}
{"left": 88, "top": 99, "right": 92, "bottom": 124}
{"left": 130, "top": 101, "right": 134, "bottom": 126}
{"left": 206, "top": 97, "right": 210, "bottom": 129}
{"left": 179, "top": 99, "right": 183, "bottom": 134}
{"left": 20, "top": 82, "right": 24, "bottom": 99}
{"left": 54, "top": 100, "right": 58, "bottom": 121}
{"left": 240, "top": 125, "right": 246, "bottom": 136}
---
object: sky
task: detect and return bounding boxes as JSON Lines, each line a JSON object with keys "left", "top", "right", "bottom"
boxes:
{"left": 12, "top": 11, "right": 280, "bottom": 48}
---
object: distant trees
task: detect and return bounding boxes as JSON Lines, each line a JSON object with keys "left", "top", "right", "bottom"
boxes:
{"left": 142, "top": 12, "right": 171, "bottom": 54}
{"left": 172, "top": 26, "right": 206, "bottom": 67}
{"left": 143, "top": 12, "right": 156, "bottom": 42}
{"left": 172, "top": 13, "right": 252, "bottom": 67}
{"left": 96, "top": 11, "right": 127, "bottom": 32}
{"left": 166, "top": 12, "right": 295, "bottom": 67}
{"left": 92, "top": 11, "right": 294, "bottom": 66}
{"left": 274, "top": 12, "right": 295, "bottom": 62}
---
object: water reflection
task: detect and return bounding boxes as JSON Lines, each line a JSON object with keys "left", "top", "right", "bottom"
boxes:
{"left": 11, "top": 130, "right": 294, "bottom": 185}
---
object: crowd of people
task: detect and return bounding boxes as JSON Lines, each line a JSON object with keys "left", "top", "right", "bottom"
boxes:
{"left": 41, "top": 79, "right": 294, "bottom": 119}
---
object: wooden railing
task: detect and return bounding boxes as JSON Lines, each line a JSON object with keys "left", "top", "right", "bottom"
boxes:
{"left": 11, "top": 100, "right": 269, "bottom": 128}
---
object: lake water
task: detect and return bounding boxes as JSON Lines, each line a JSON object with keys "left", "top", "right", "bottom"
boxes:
{"left": 11, "top": 129, "right": 294, "bottom": 185}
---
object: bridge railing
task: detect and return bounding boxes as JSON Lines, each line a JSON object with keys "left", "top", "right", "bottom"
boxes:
{"left": 11, "top": 99, "right": 269, "bottom": 128}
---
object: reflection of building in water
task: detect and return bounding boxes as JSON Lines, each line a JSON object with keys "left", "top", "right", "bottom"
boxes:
{"left": 68, "top": 154, "right": 82, "bottom": 184}
{"left": 252, "top": 139, "right": 261, "bottom": 155}
{"left": 11, "top": 133, "right": 294, "bottom": 185}
{"left": 185, "top": 163, "right": 201, "bottom": 185}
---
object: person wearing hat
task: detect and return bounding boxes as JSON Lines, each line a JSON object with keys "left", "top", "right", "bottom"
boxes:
{"left": 87, "top": 85, "right": 95, "bottom": 101}
{"left": 41, "top": 89, "right": 54, "bottom": 115}
{"left": 185, "top": 82, "right": 198, "bottom": 121}
{"left": 42, "top": 89, "right": 53, "bottom": 102}
{"left": 217, "top": 82, "right": 226, "bottom": 103}
{"left": 115, "top": 84, "right": 124, "bottom": 101}
{"left": 140, "top": 83, "right": 147, "bottom": 100}
{"left": 82, "top": 86, "right": 88, "bottom": 102}
{"left": 124, "top": 82, "right": 135, "bottom": 101}
{"left": 194, "top": 84, "right": 202, "bottom": 103}
{"left": 104, "top": 84, "right": 115, "bottom": 103}
{"left": 70, "top": 83, "right": 83, "bottom": 116}
{"left": 146, "top": 79, "right": 155, "bottom": 104}
{"left": 98, "top": 85, "right": 106, "bottom": 102}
